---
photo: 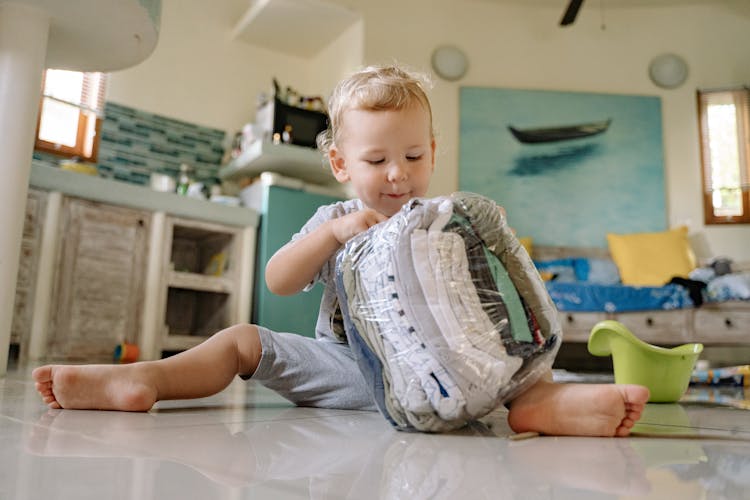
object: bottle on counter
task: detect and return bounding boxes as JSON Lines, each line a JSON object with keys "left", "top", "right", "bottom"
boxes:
{"left": 282, "top": 125, "right": 293, "bottom": 144}
{"left": 285, "top": 86, "right": 300, "bottom": 106}
{"left": 177, "top": 163, "right": 192, "bottom": 195}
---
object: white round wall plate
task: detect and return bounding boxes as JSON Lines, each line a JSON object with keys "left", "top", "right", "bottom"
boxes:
{"left": 649, "top": 53, "right": 689, "bottom": 89}
{"left": 431, "top": 45, "right": 469, "bottom": 81}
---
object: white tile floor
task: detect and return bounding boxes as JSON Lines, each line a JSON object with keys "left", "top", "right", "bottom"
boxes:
{"left": 1, "top": 364, "right": 749, "bottom": 500}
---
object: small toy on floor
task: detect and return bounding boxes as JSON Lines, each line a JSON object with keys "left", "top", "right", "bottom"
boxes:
{"left": 113, "top": 343, "right": 139, "bottom": 364}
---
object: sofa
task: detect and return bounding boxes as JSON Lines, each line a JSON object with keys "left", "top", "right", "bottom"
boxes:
{"left": 532, "top": 244, "right": 750, "bottom": 347}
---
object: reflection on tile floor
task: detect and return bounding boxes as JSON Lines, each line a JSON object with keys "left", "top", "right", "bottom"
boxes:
{"left": 1, "top": 365, "right": 749, "bottom": 499}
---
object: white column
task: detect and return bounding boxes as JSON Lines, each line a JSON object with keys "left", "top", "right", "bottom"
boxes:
{"left": 27, "top": 191, "right": 62, "bottom": 361}
{"left": 0, "top": 3, "right": 51, "bottom": 375}
{"left": 236, "top": 226, "right": 257, "bottom": 325}
{"left": 140, "top": 211, "right": 167, "bottom": 361}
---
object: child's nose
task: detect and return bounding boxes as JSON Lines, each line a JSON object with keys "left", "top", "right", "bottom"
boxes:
{"left": 386, "top": 162, "right": 408, "bottom": 183}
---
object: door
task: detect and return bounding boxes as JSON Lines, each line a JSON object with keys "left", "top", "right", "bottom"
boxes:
{"left": 47, "top": 198, "right": 150, "bottom": 361}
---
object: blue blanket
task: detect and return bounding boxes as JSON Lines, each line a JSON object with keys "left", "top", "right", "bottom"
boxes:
{"left": 545, "top": 282, "right": 694, "bottom": 312}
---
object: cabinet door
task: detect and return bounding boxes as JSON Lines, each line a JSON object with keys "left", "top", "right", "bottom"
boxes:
{"left": 11, "top": 189, "right": 46, "bottom": 354}
{"left": 254, "top": 185, "right": 342, "bottom": 337}
{"left": 47, "top": 198, "right": 150, "bottom": 361}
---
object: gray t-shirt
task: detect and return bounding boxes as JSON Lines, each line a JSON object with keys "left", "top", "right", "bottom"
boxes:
{"left": 291, "top": 198, "right": 364, "bottom": 343}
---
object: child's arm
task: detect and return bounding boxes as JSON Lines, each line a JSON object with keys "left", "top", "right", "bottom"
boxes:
{"left": 265, "top": 208, "right": 387, "bottom": 296}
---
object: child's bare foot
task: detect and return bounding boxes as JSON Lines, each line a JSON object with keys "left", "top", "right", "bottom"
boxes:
{"left": 32, "top": 364, "right": 158, "bottom": 411}
{"left": 507, "top": 380, "right": 649, "bottom": 437}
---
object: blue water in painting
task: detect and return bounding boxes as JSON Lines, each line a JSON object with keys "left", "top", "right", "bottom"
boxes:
{"left": 458, "top": 87, "right": 666, "bottom": 248}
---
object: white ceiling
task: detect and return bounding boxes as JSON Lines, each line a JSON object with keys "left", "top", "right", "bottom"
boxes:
{"left": 481, "top": 0, "right": 750, "bottom": 19}
{"left": 327, "top": 0, "right": 736, "bottom": 7}
{"left": 324, "top": 0, "right": 749, "bottom": 18}
{"left": 476, "top": 0, "right": 733, "bottom": 6}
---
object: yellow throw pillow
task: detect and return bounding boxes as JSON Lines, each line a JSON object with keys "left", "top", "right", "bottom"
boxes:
{"left": 607, "top": 226, "right": 696, "bottom": 286}
{"left": 519, "top": 236, "right": 533, "bottom": 257}
{"left": 539, "top": 271, "right": 555, "bottom": 281}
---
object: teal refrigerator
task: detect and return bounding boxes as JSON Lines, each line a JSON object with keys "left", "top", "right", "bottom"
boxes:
{"left": 244, "top": 175, "right": 344, "bottom": 337}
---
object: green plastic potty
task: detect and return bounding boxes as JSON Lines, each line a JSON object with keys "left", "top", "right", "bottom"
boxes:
{"left": 588, "top": 320, "right": 703, "bottom": 403}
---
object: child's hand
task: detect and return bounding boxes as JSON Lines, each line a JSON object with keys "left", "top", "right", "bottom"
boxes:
{"left": 331, "top": 209, "right": 388, "bottom": 244}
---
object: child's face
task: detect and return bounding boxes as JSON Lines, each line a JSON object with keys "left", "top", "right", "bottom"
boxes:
{"left": 329, "top": 103, "right": 435, "bottom": 217}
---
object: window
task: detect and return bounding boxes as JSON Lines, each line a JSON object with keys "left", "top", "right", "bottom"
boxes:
{"left": 35, "top": 69, "right": 108, "bottom": 162}
{"left": 697, "top": 87, "right": 750, "bottom": 224}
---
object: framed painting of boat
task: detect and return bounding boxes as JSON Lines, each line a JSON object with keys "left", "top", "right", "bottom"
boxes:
{"left": 458, "top": 87, "right": 666, "bottom": 247}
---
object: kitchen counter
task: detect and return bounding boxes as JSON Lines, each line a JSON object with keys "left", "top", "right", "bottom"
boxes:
{"left": 30, "top": 163, "right": 259, "bottom": 228}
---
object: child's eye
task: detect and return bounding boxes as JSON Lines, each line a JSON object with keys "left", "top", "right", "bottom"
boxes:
{"left": 406, "top": 155, "right": 423, "bottom": 161}
{"left": 366, "top": 158, "right": 385, "bottom": 165}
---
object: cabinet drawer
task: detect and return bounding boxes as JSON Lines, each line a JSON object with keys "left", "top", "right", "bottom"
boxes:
{"left": 558, "top": 312, "right": 608, "bottom": 342}
{"left": 694, "top": 308, "right": 750, "bottom": 344}
{"left": 613, "top": 310, "right": 690, "bottom": 345}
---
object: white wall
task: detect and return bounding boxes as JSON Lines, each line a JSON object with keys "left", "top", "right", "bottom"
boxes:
{"left": 107, "top": 0, "right": 750, "bottom": 260}
{"left": 308, "top": 19, "right": 364, "bottom": 100}
{"left": 106, "top": 0, "right": 309, "bottom": 134}
{"left": 358, "top": 0, "right": 750, "bottom": 261}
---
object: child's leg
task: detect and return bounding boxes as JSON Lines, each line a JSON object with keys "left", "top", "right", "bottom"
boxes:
{"left": 33, "top": 323, "right": 262, "bottom": 411}
{"left": 507, "top": 373, "right": 650, "bottom": 437}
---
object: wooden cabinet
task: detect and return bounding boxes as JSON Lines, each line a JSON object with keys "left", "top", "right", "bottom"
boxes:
{"left": 45, "top": 198, "right": 150, "bottom": 362}
{"left": 614, "top": 310, "right": 693, "bottom": 345}
{"left": 154, "top": 216, "right": 251, "bottom": 354}
{"left": 13, "top": 172, "right": 258, "bottom": 364}
{"left": 558, "top": 306, "right": 750, "bottom": 348}
{"left": 559, "top": 310, "right": 694, "bottom": 346}
{"left": 693, "top": 302, "right": 750, "bottom": 345}
{"left": 10, "top": 189, "right": 46, "bottom": 357}
{"left": 558, "top": 311, "right": 608, "bottom": 343}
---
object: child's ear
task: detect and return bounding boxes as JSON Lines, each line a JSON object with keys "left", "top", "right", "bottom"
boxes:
{"left": 430, "top": 138, "right": 436, "bottom": 171}
{"left": 329, "top": 147, "right": 350, "bottom": 183}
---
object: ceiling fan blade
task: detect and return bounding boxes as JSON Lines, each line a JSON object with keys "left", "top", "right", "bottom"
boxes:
{"left": 560, "top": 0, "right": 584, "bottom": 26}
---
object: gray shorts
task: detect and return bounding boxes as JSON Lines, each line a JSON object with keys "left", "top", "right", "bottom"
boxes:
{"left": 248, "top": 326, "right": 377, "bottom": 411}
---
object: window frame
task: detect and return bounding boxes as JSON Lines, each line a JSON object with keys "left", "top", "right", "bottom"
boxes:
{"left": 34, "top": 70, "right": 104, "bottom": 163}
{"left": 697, "top": 88, "right": 750, "bottom": 225}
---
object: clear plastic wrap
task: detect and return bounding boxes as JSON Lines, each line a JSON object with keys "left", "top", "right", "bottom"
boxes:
{"left": 335, "top": 192, "right": 562, "bottom": 432}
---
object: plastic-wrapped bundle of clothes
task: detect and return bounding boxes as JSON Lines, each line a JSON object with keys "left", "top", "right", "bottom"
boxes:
{"left": 335, "top": 192, "right": 562, "bottom": 432}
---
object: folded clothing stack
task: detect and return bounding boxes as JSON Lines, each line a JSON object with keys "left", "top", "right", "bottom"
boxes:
{"left": 335, "top": 192, "right": 562, "bottom": 432}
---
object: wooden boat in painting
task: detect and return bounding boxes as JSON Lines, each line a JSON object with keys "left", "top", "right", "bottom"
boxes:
{"left": 508, "top": 119, "right": 611, "bottom": 144}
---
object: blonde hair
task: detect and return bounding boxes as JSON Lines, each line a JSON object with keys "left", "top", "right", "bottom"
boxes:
{"left": 316, "top": 65, "right": 434, "bottom": 156}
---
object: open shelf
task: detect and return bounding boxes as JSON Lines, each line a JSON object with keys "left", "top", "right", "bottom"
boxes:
{"left": 164, "top": 287, "right": 230, "bottom": 339}
{"left": 168, "top": 271, "right": 233, "bottom": 293}
{"left": 159, "top": 217, "right": 243, "bottom": 355}
{"left": 171, "top": 224, "right": 234, "bottom": 275}
{"left": 219, "top": 140, "right": 335, "bottom": 186}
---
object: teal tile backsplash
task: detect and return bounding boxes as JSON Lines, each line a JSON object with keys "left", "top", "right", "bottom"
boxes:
{"left": 34, "top": 102, "right": 226, "bottom": 188}
{"left": 98, "top": 102, "right": 225, "bottom": 185}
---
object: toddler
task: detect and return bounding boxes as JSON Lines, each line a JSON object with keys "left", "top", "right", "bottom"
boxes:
{"left": 33, "top": 65, "right": 649, "bottom": 436}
